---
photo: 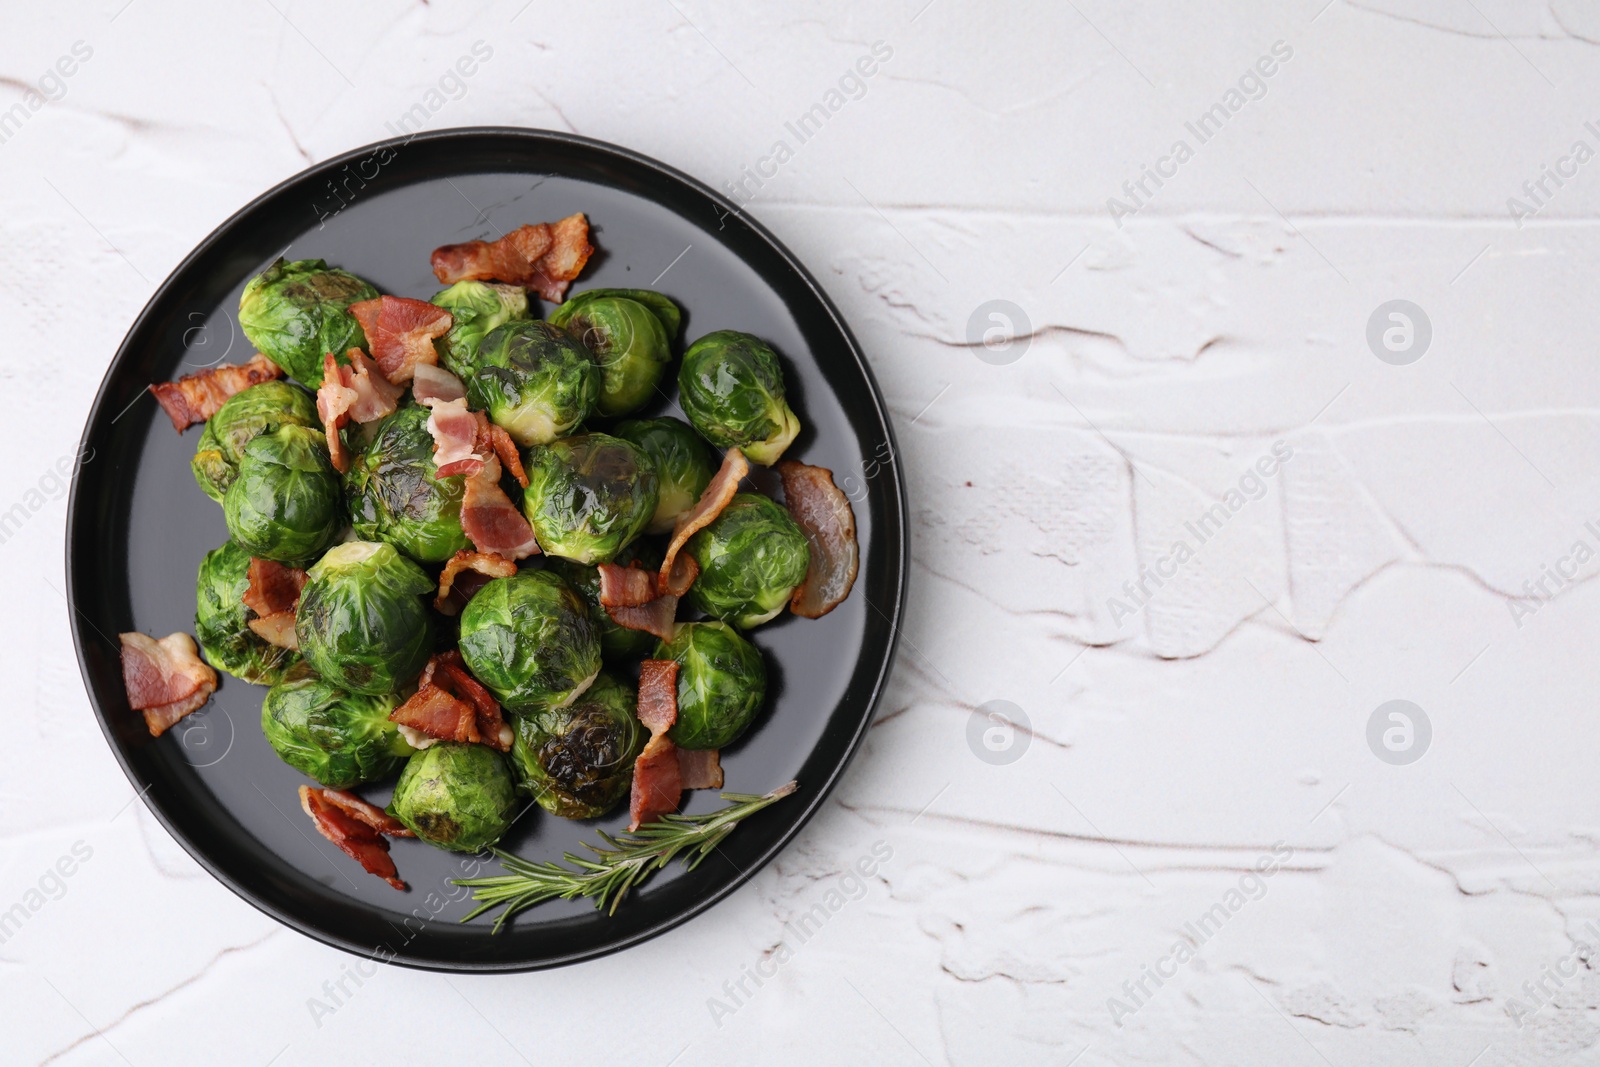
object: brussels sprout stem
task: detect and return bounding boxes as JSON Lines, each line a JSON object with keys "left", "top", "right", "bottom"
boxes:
{"left": 453, "top": 780, "right": 798, "bottom": 929}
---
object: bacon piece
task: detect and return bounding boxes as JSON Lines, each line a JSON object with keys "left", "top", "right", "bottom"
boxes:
{"left": 424, "top": 397, "right": 484, "bottom": 476}
{"left": 315, "top": 786, "right": 413, "bottom": 836}
{"left": 411, "top": 363, "right": 466, "bottom": 404}
{"left": 299, "top": 785, "right": 408, "bottom": 891}
{"left": 429, "top": 213, "right": 594, "bottom": 301}
{"left": 661, "top": 553, "right": 699, "bottom": 599}
{"left": 149, "top": 354, "right": 282, "bottom": 432}
{"left": 348, "top": 296, "right": 452, "bottom": 384}
{"left": 635, "top": 660, "right": 679, "bottom": 736}
{"left": 678, "top": 748, "right": 723, "bottom": 790}
{"left": 461, "top": 455, "right": 540, "bottom": 560}
{"left": 628, "top": 734, "right": 683, "bottom": 833}
{"left": 598, "top": 562, "right": 661, "bottom": 608}
{"left": 485, "top": 422, "right": 528, "bottom": 487}
{"left": 247, "top": 611, "right": 298, "bottom": 650}
{"left": 659, "top": 448, "right": 748, "bottom": 595}
{"left": 606, "top": 596, "right": 680, "bottom": 642}
{"left": 777, "top": 461, "right": 860, "bottom": 618}
{"left": 242, "top": 559, "right": 307, "bottom": 618}
{"left": 420, "top": 650, "right": 512, "bottom": 752}
{"left": 434, "top": 550, "right": 517, "bottom": 615}
{"left": 391, "top": 684, "right": 480, "bottom": 745}
{"left": 316, "top": 349, "right": 403, "bottom": 473}
{"left": 118, "top": 632, "right": 219, "bottom": 737}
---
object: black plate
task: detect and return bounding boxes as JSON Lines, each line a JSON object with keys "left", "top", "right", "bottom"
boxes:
{"left": 66, "top": 128, "right": 906, "bottom": 971}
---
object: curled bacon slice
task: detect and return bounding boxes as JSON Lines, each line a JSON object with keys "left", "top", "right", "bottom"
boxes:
{"left": 628, "top": 660, "right": 682, "bottom": 831}
{"left": 149, "top": 353, "right": 282, "bottom": 432}
{"left": 299, "top": 785, "right": 409, "bottom": 891}
{"left": 348, "top": 296, "right": 452, "bottom": 384}
{"left": 391, "top": 684, "right": 479, "bottom": 746}
{"left": 606, "top": 596, "right": 680, "bottom": 642}
{"left": 635, "top": 660, "right": 679, "bottom": 736}
{"left": 424, "top": 398, "right": 482, "bottom": 475}
{"left": 434, "top": 550, "right": 517, "bottom": 615}
{"left": 461, "top": 455, "right": 540, "bottom": 560}
{"left": 247, "top": 611, "right": 298, "bottom": 650}
{"left": 429, "top": 214, "right": 594, "bottom": 302}
{"left": 422, "top": 650, "right": 512, "bottom": 752}
{"left": 678, "top": 748, "right": 724, "bottom": 791}
{"left": 598, "top": 562, "right": 660, "bottom": 608}
{"left": 486, "top": 421, "right": 527, "bottom": 487}
{"left": 778, "top": 461, "right": 859, "bottom": 618}
{"left": 411, "top": 364, "right": 466, "bottom": 404}
{"left": 659, "top": 448, "right": 747, "bottom": 595}
{"left": 317, "top": 787, "right": 413, "bottom": 836}
{"left": 243, "top": 558, "right": 307, "bottom": 618}
{"left": 119, "top": 632, "right": 218, "bottom": 737}
{"left": 316, "top": 349, "right": 403, "bottom": 473}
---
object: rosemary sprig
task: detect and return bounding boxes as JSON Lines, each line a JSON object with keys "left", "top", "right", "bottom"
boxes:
{"left": 453, "top": 780, "right": 798, "bottom": 931}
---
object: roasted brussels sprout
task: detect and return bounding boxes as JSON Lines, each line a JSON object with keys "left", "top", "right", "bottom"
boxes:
{"left": 222, "top": 425, "right": 343, "bottom": 564}
{"left": 549, "top": 289, "right": 679, "bottom": 418}
{"left": 387, "top": 742, "right": 516, "bottom": 852}
{"left": 521, "top": 433, "right": 659, "bottom": 564}
{"left": 295, "top": 541, "right": 435, "bottom": 695}
{"left": 508, "top": 672, "right": 644, "bottom": 819}
{"left": 677, "top": 330, "right": 800, "bottom": 466}
{"left": 193, "top": 539, "right": 304, "bottom": 684}
{"left": 191, "top": 381, "right": 320, "bottom": 504}
{"left": 545, "top": 539, "right": 663, "bottom": 662}
{"left": 685, "top": 493, "right": 811, "bottom": 628}
{"left": 464, "top": 320, "right": 599, "bottom": 446}
{"left": 260, "top": 677, "right": 410, "bottom": 788}
{"left": 346, "top": 404, "right": 471, "bottom": 563}
{"left": 237, "top": 258, "right": 378, "bottom": 387}
{"left": 430, "top": 280, "right": 530, "bottom": 378}
{"left": 656, "top": 621, "right": 767, "bottom": 750}
{"left": 457, "top": 570, "right": 601, "bottom": 711}
{"left": 612, "top": 417, "right": 717, "bottom": 535}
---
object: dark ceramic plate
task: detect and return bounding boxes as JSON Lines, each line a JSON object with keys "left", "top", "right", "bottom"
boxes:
{"left": 66, "top": 128, "right": 905, "bottom": 971}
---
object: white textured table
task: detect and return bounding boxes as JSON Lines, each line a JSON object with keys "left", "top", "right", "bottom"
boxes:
{"left": 8, "top": 1, "right": 1599, "bottom": 1063}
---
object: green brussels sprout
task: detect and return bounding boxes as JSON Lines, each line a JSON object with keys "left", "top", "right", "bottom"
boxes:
{"left": 222, "top": 425, "right": 343, "bottom": 564}
{"left": 457, "top": 571, "right": 601, "bottom": 711}
{"left": 545, "top": 539, "right": 663, "bottom": 662}
{"left": 386, "top": 742, "right": 516, "bottom": 852}
{"left": 237, "top": 258, "right": 378, "bottom": 387}
{"left": 430, "top": 281, "right": 530, "bottom": 378}
{"left": 295, "top": 541, "right": 435, "bottom": 695}
{"left": 346, "top": 404, "right": 471, "bottom": 563}
{"left": 656, "top": 621, "right": 767, "bottom": 750}
{"left": 677, "top": 330, "right": 801, "bottom": 466}
{"left": 193, "top": 539, "right": 305, "bottom": 684}
{"left": 549, "top": 289, "right": 680, "bottom": 418}
{"left": 508, "top": 672, "right": 644, "bottom": 819}
{"left": 521, "top": 433, "right": 659, "bottom": 564}
{"left": 191, "top": 381, "right": 320, "bottom": 503}
{"left": 465, "top": 320, "right": 600, "bottom": 446}
{"left": 612, "top": 417, "right": 717, "bottom": 535}
{"left": 260, "top": 677, "right": 410, "bottom": 788}
{"left": 685, "top": 493, "right": 810, "bottom": 628}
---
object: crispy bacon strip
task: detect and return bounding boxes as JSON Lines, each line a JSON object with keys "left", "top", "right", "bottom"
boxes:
{"left": 629, "top": 660, "right": 682, "bottom": 830}
{"left": 659, "top": 448, "right": 747, "bottom": 595}
{"left": 461, "top": 455, "right": 540, "bottom": 560}
{"left": 318, "top": 787, "right": 413, "bottom": 836}
{"left": 316, "top": 349, "right": 403, "bottom": 473}
{"left": 778, "top": 461, "right": 859, "bottom": 618}
{"left": 247, "top": 611, "right": 298, "bottom": 650}
{"left": 606, "top": 596, "right": 680, "bottom": 642}
{"left": 429, "top": 214, "right": 594, "bottom": 301}
{"left": 597, "top": 562, "right": 660, "bottom": 608}
{"left": 434, "top": 550, "right": 517, "bottom": 615}
{"left": 486, "top": 422, "right": 527, "bottom": 487}
{"left": 421, "top": 650, "right": 511, "bottom": 752}
{"left": 678, "top": 748, "right": 724, "bottom": 790}
{"left": 119, "top": 632, "right": 218, "bottom": 737}
{"left": 424, "top": 398, "right": 483, "bottom": 475}
{"left": 391, "top": 684, "right": 480, "bottom": 745}
{"left": 242, "top": 559, "right": 307, "bottom": 618}
{"left": 411, "top": 364, "right": 466, "bottom": 404}
{"left": 348, "top": 296, "right": 452, "bottom": 384}
{"left": 149, "top": 353, "right": 282, "bottom": 432}
{"left": 299, "top": 785, "right": 408, "bottom": 891}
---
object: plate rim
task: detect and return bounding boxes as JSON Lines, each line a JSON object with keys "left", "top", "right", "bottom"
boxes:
{"left": 64, "top": 126, "right": 908, "bottom": 972}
